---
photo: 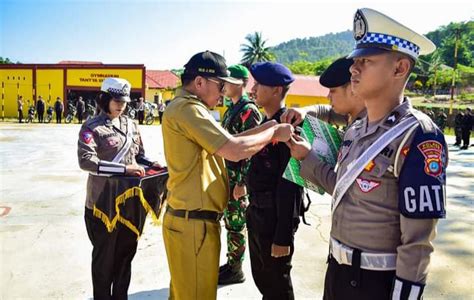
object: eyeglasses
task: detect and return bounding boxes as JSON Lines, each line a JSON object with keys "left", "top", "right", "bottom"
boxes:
{"left": 206, "top": 78, "right": 225, "bottom": 93}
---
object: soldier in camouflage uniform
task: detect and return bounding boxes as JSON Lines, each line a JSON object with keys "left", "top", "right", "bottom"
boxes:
{"left": 219, "top": 65, "right": 262, "bottom": 285}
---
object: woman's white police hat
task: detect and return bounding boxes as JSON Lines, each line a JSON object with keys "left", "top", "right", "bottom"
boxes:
{"left": 348, "top": 8, "right": 436, "bottom": 60}
{"left": 100, "top": 78, "right": 132, "bottom": 102}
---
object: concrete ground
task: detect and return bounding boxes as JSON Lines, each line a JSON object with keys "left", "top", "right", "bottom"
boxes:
{"left": 0, "top": 122, "right": 472, "bottom": 299}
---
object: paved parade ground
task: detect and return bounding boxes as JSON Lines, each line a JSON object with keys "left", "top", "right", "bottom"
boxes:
{"left": 0, "top": 122, "right": 473, "bottom": 299}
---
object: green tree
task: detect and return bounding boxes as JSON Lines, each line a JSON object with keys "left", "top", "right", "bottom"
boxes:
{"left": 240, "top": 32, "right": 274, "bottom": 68}
{"left": 425, "top": 21, "right": 473, "bottom": 67}
{"left": 0, "top": 57, "right": 12, "bottom": 64}
{"left": 287, "top": 60, "right": 317, "bottom": 75}
{"left": 313, "top": 57, "right": 335, "bottom": 75}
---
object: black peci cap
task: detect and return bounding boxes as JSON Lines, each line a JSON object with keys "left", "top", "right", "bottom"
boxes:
{"left": 319, "top": 57, "right": 354, "bottom": 88}
{"left": 182, "top": 51, "right": 229, "bottom": 78}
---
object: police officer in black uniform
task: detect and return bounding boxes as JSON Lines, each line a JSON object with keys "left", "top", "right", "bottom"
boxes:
{"left": 36, "top": 96, "right": 45, "bottom": 123}
{"left": 454, "top": 110, "right": 464, "bottom": 146}
{"left": 461, "top": 107, "right": 472, "bottom": 149}
{"left": 54, "top": 96, "right": 64, "bottom": 124}
{"left": 246, "top": 62, "right": 303, "bottom": 300}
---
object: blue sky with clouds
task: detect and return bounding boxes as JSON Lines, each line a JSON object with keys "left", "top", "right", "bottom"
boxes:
{"left": 1, "top": 0, "right": 472, "bottom": 69}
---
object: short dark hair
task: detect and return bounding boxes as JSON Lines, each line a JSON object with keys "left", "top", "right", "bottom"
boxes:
{"left": 181, "top": 73, "right": 197, "bottom": 87}
{"left": 96, "top": 91, "right": 113, "bottom": 113}
{"left": 281, "top": 85, "right": 291, "bottom": 98}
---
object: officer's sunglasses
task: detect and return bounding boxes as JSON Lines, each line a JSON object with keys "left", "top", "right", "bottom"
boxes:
{"left": 206, "top": 78, "right": 225, "bottom": 93}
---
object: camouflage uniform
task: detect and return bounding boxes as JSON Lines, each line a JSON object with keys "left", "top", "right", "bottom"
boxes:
{"left": 221, "top": 94, "right": 261, "bottom": 265}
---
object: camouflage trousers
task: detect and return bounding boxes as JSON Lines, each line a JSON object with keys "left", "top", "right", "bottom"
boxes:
{"left": 223, "top": 184, "right": 249, "bottom": 266}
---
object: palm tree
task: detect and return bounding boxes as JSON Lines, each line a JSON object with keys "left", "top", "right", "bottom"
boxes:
{"left": 240, "top": 32, "right": 274, "bottom": 67}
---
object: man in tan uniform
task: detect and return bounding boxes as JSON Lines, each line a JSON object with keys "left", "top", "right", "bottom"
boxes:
{"left": 161, "top": 51, "right": 294, "bottom": 300}
{"left": 288, "top": 8, "right": 447, "bottom": 300}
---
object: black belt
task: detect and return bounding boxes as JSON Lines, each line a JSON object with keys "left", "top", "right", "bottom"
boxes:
{"left": 166, "top": 206, "right": 223, "bottom": 222}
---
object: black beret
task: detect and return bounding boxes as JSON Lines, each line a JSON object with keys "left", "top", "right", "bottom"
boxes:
{"left": 319, "top": 57, "right": 354, "bottom": 88}
{"left": 250, "top": 62, "right": 295, "bottom": 87}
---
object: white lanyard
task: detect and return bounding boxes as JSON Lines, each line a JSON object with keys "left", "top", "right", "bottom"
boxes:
{"left": 112, "top": 118, "right": 134, "bottom": 163}
{"left": 331, "top": 116, "right": 418, "bottom": 214}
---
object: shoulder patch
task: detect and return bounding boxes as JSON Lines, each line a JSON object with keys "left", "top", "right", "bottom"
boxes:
{"left": 398, "top": 127, "right": 447, "bottom": 219}
{"left": 82, "top": 130, "right": 93, "bottom": 144}
{"left": 417, "top": 140, "right": 443, "bottom": 178}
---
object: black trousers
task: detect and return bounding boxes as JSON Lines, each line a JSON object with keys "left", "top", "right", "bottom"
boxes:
{"left": 85, "top": 208, "right": 138, "bottom": 300}
{"left": 323, "top": 256, "right": 396, "bottom": 300}
{"left": 137, "top": 111, "right": 144, "bottom": 124}
{"left": 56, "top": 110, "right": 62, "bottom": 123}
{"left": 37, "top": 110, "right": 44, "bottom": 123}
{"left": 461, "top": 128, "right": 471, "bottom": 147}
{"left": 158, "top": 112, "right": 163, "bottom": 124}
{"left": 247, "top": 209, "right": 295, "bottom": 300}
{"left": 18, "top": 109, "right": 23, "bottom": 123}
{"left": 78, "top": 112, "right": 84, "bottom": 123}
{"left": 455, "top": 127, "right": 462, "bottom": 145}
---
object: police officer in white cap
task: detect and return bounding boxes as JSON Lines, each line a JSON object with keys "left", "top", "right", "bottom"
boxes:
{"left": 288, "top": 8, "right": 447, "bottom": 300}
{"left": 78, "top": 77, "right": 161, "bottom": 299}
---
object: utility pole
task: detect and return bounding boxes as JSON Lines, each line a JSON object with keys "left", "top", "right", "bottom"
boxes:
{"left": 1, "top": 82, "right": 4, "bottom": 121}
{"left": 449, "top": 27, "right": 460, "bottom": 115}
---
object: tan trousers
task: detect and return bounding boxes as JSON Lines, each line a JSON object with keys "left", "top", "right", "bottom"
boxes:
{"left": 163, "top": 212, "right": 221, "bottom": 300}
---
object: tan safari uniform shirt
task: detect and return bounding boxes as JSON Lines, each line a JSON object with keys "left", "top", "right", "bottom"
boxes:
{"left": 301, "top": 100, "right": 447, "bottom": 283}
{"left": 162, "top": 90, "right": 232, "bottom": 213}
{"left": 77, "top": 113, "right": 151, "bottom": 209}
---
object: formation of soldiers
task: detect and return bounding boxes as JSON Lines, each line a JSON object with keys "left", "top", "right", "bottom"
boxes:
{"left": 76, "top": 7, "right": 456, "bottom": 300}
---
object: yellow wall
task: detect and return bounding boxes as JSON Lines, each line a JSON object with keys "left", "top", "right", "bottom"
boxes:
{"left": 0, "top": 69, "right": 33, "bottom": 118}
{"left": 145, "top": 88, "right": 176, "bottom": 103}
{"left": 1, "top": 67, "right": 145, "bottom": 118}
{"left": 36, "top": 69, "right": 64, "bottom": 106}
{"left": 67, "top": 69, "right": 143, "bottom": 88}
{"left": 286, "top": 95, "right": 329, "bottom": 107}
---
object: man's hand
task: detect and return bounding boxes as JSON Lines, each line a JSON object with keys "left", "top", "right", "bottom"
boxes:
{"left": 280, "top": 108, "right": 306, "bottom": 126}
{"left": 286, "top": 134, "right": 311, "bottom": 160}
{"left": 273, "top": 124, "right": 294, "bottom": 143}
{"left": 233, "top": 184, "right": 247, "bottom": 200}
{"left": 271, "top": 243, "right": 291, "bottom": 258}
{"left": 126, "top": 164, "right": 145, "bottom": 177}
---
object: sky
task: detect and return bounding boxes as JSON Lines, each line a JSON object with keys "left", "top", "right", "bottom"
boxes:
{"left": 0, "top": 0, "right": 472, "bottom": 70}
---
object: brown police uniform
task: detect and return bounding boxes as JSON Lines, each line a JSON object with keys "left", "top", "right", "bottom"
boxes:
{"left": 300, "top": 100, "right": 447, "bottom": 299}
{"left": 78, "top": 112, "right": 155, "bottom": 299}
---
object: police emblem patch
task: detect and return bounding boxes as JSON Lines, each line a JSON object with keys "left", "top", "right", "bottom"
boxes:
{"left": 356, "top": 178, "right": 380, "bottom": 193}
{"left": 353, "top": 9, "right": 367, "bottom": 40}
{"left": 82, "top": 131, "right": 93, "bottom": 144}
{"left": 417, "top": 140, "right": 443, "bottom": 178}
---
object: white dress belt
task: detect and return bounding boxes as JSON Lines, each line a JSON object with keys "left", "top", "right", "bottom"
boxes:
{"left": 330, "top": 237, "right": 397, "bottom": 271}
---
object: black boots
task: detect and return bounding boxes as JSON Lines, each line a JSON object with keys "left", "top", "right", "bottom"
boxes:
{"left": 218, "top": 262, "right": 245, "bottom": 285}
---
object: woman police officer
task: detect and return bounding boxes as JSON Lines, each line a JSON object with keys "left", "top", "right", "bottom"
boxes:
{"left": 77, "top": 77, "right": 160, "bottom": 299}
